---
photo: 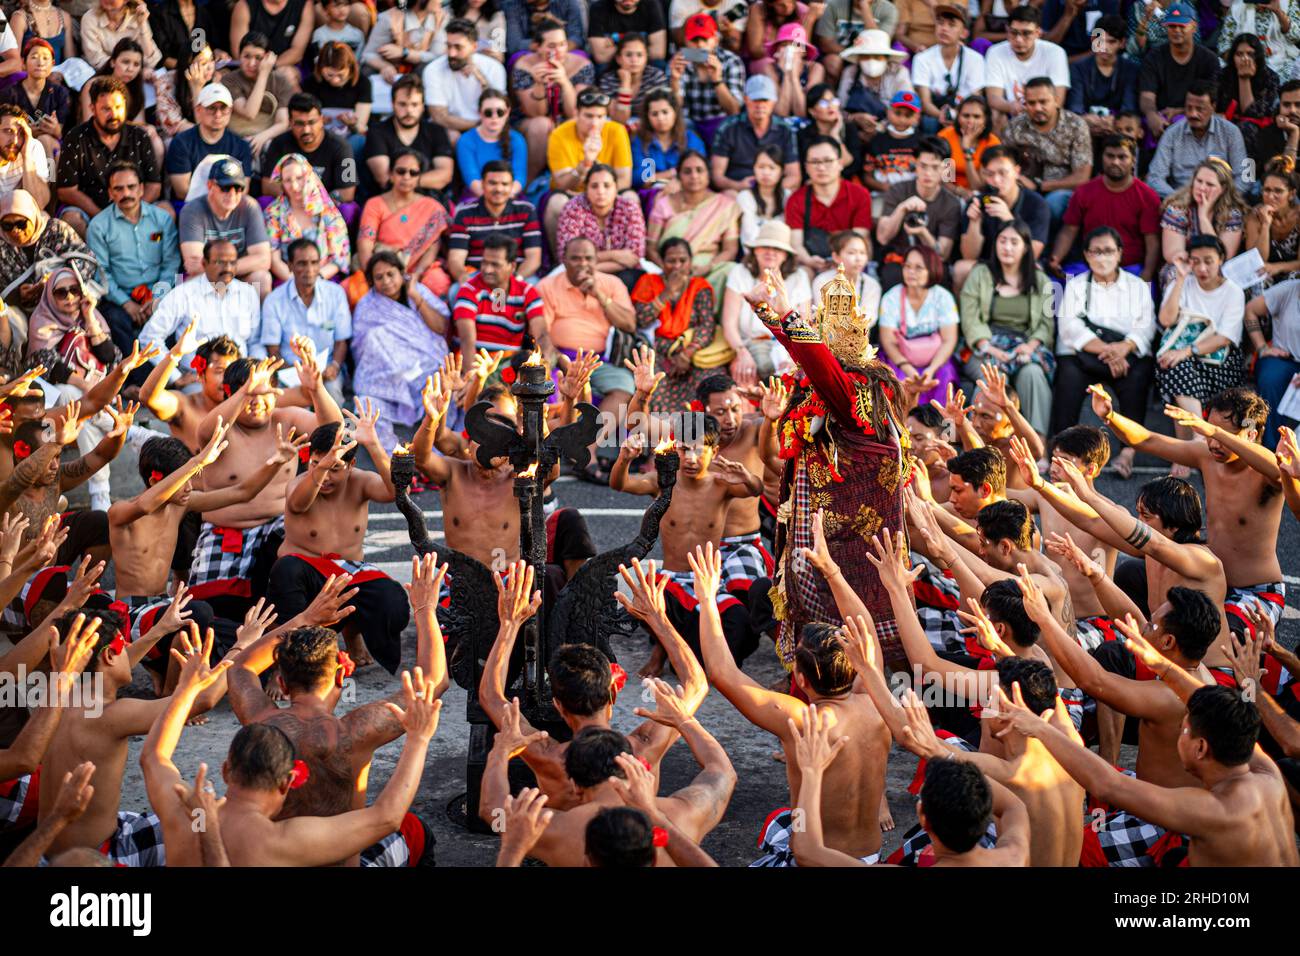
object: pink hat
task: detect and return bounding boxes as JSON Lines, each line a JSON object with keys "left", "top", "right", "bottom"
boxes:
{"left": 765, "top": 23, "right": 818, "bottom": 61}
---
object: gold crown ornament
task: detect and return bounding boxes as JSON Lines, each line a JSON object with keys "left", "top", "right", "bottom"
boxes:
{"left": 817, "top": 265, "right": 877, "bottom": 367}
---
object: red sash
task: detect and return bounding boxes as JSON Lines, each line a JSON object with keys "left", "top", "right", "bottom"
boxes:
{"left": 286, "top": 553, "right": 387, "bottom": 585}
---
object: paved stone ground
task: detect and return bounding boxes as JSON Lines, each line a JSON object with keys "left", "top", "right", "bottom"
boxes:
{"left": 29, "top": 400, "right": 1300, "bottom": 866}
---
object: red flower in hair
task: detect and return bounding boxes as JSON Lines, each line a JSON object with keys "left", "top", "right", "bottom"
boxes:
{"left": 289, "top": 759, "right": 310, "bottom": 789}
{"left": 108, "top": 634, "right": 128, "bottom": 655}
{"left": 638, "top": 756, "right": 651, "bottom": 771}
{"left": 12, "top": 440, "right": 30, "bottom": 459}
{"left": 687, "top": 400, "right": 704, "bottom": 412}
{"left": 190, "top": 355, "right": 207, "bottom": 375}
{"left": 652, "top": 827, "right": 669, "bottom": 847}
{"left": 298, "top": 445, "right": 310, "bottom": 464}
{"left": 460, "top": 429, "right": 469, "bottom": 441}
{"left": 149, "top": 469, "right": 164, "bottom": 484}
{"left": 609, "top": 662, "right": 628, "bottom": 694}
{"left": 500, "top": 365, "right": 517, "bottom": 384}
{"left": 337, "top": 650, "right": 356, "bottom": 679}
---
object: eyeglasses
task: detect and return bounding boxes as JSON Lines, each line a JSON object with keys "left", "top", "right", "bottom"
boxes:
{"left": 481, "top": 107, "right": 507, "bottom": 118}
{"left": 393, "top": 167, "right": 420, "bottom": 177}
{"left": 0, "top": 217, "right": 27, "bottom": 232}
{"left": 1086, "top": 246, "right": 1119, "bottom": 256}
{"left": 816, "top": 97, "right": 839, "bottom": 109}
{"left": 578, "top": 90, "right": 611, "bottom": 108}
{"left": 52, "top": 286, "right": 82, "bottom": 300}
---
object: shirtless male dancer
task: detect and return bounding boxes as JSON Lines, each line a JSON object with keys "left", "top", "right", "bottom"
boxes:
{"left": 270, "top": 407, "right": 408, "bottom": 673}
{"left": 480, "top": 558, "right": 705, "bottom": 810}
{"left": 139, "top": 327, "right": 240, "bottom": 453}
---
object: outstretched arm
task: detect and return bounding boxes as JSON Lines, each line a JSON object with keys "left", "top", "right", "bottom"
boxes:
{"left": 3, "top": 762, "right": 95, "bottom": 867}
{"left": 1164, "top": 404, "right": 1280, "bottom": 483}
{"left": 410, "top": 372, "right": 454, "bottom": 484}
{"left": 109, "top": 420, "right": 231, "bottom": 526}
{"left": 609, "top": 432, "right": 659, "bottom": 495}
{"left": 1278, "top": 428, "right": 1300, "bottom": 520}
{"left": 1090, "top": 384, "right": 1207, "bottom": 468}
{"left": 607, "top": 754, "right": 718, "bottom": 867}
{"left": 1046, "top": 530, "right": 1146, "bottom": 626}
{"left": 59, "top": 400, "right": 137, "bottom": 491}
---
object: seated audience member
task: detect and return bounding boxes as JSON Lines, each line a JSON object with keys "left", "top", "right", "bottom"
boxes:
{"left": 261, "top": 93, "right": 358, "bottom": 207}
{"left": 352, "top": 251, "right": 450, "bottom": 450}
{"left": 165, "top": 83, "right": 256, "bottom": 199}
{"left": 141, "top": 239, "right": 263, "bottom": 361}
{"left": 589, "top": 0, "right": 668, "bottom": 65}
{"left": 58, "top": 76, "right": 161, "bottom": 237}
{"left": 598, "top": 32, "right": 669, "bottom": 131}
{"left": 80, "top": 38, "right": 162, "bottom": 171}
{"left": 2, "top": 39, "right": 72, "bottom": 164}
{"left": 1245, "top": 276, "right": 1300, "bottom": 447}
{"left": 785, "top": 135, "right": 873, "bottom": 277}
{"left": 709, "top": 74, "right": 800, "bottom": 194}
{"left": 1159, "top": 157, "right": 1247, "bottom": 286}
{"left": 87, "top": 161, "right": 182, "bottom": 357}
{"left": 836, "top": 29, "right": 911, "bottom": 140}
{"left": 222, "top": 32, "right": 295, "bottom": 160}
{"left": 80, "top": 0, "right": 162, "bottom": 71}
{"left": 0, "top": 189, "right": 100, "bottom": 321}
{"left": 1216, "top": 33, "right": 1279, "bottom": 160}
{"left": 555, "top": 163, "right": 646, "bottom": 286}
{"left": 669, "top": 12, "right": 745, "bottom": 144}
{"left": 362, "top": 0, "right": 444, "bottom": 111}
{"left": 9, "top": 5, "right": 76, "bottom": 66}
{"left": 305, "top": 41, "right": 372, "bottom": 156}
{"left": 812, "top": 0, "right": 901, "bottom": 81}
{"left": 544, "top": 89, "right": 632, "bottom": 251}
{"left": 798, "top": 83, "right": 865, "bottom": 181}
{"left": 451, "top": 0, "right": 507, "bottom": 59}
{"left": 981, "top": 5, "right": 1068, "bottom": 127}
{"left": 264, "top": 153, "right": 350, "bottom": 284}
{"left": 361, "top": 75, "right": 454, "bottom": 198}
{"left": 631, "top": 238, "right": 718, "bottom": 415}
{"left": 1050, "top": 227, "right": 1156, "bottom": 459}
{"left": 1065, "top": 14, "right": 1136, "bottom": 140}
{"left": 310, "top": 0, "right": 366, "bottom": 58}
{"left": 446, "top": 160, "right": 543, "bottom": 282}
{"left": 812, "top": 231, "right": 881, "bottom": 317}
{"left": 1137, "top": 1, "right": 1220, "bottom": 139}
{"left": 1050, "top": 134, "right": 1160, "bottom": 281}
{"left": 261, "top": 239, "right": 351, "bottom": 405}
{"left": 646, "top": 150, "right": 739, "bottom": 300}
{"left": 422, "top": 19, "right": 507, "bottom": 148}
{"left": 1156, "top": 235, "right": 1247, "bottom": 432}
{"left": 512, "top": 16, "right": 596, "bottom": 182}
{"left": 1219, "top": 4, "right": 1294, "bottom": 76}
{"left": 937, "top": 94, "right": 999, "bottom": 200}
{"left": 1000, "top": 74, "right": 1091, "bottom": 225}
{"left": 1147, "top": 83, "right": 1248, "bottom": 200}
{"left": 875, "top": 135, "right": 961, "bottom": 290}
{"left": 1245, "top": 157, "right": 1300, "bottom": 289}
{"left": 229, "top": 0, "right": 314, "bottom": 78}
{"left": 862, "top": 89, "right": 924, "bottom": 194}
{"left": 178, "top": 160, "right": 274, "bottom": 296}
{"left": 155, "top": 42, "right": 216, "bottom": 142}
{"left": 451, "top": 234, "right": 548, "bottom": 365}
{"left": 631, "top": 89, "right": 706, "bottom": 191}
{"left": 1250, "top": 79, "right": 1300, "bottom": 173}
{"left": 959, "top": 218, "right": 1055, "bottom": 437}
{"left": 736, "top": 145, "right": 788, "bottom": 253}
{"left": 0, "top": 105, "right": 50, "bottom": 209}
{"left": 764, "top": 24, "right": 825, "bottom": 120}
{"left": 457, "top": 89, "right": 528, "bottom": 198}
{"left": 502, "top": 0, "right": 586, "bottom": 55}
{"left": 356, "top": 150, "right": 452, "bottom": 296}
{"left": 720, "top": 221, "right": 808, "bottom": 384}
{"left": 954, "top": 145, "right": 1048, "bottom": 288}
{"left": 877, "top": 245, "right": 959, "bottom": 407}
{"left": 912, "top": 3, "right": 985, "bottom": 132}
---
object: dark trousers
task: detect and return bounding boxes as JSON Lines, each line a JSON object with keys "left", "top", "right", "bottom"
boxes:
{"left": 662, "top": 592, "right": 757, "bottom": 667}
{"left": 141, "top": 599, "right": 215, "bottom": 675}
{"left": 1049, "top": 352, "right": 1154, "bottom": 438}
{"left": 100, "top": 302, "right": 152, "bottom": 388}
{"left": 267, "top": 556, "right": 411, "bottom": 674}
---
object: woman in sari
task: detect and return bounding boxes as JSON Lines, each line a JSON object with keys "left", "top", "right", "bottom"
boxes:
{"left": 356, "top": 149, "right": 451, "bottom": 298}
{"left": 264, "top": 153, "right": 351, "bottom": 282}
{"left": 646, "top": 150, "right": 739, "bottom": 304}
{"left": 352, "top": 250, "right": 450, "bottom": 451}
{"left": 632, "top": 237, "right": 716, "bottom": 415}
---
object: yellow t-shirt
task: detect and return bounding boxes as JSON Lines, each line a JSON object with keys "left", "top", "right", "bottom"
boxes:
{"left": 547, "top": 119, "right": 633, "bottom": 177}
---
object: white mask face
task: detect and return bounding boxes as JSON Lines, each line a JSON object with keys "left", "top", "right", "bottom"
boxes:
{"left": 861, "top": 58, "right": 887, "bottom": 78}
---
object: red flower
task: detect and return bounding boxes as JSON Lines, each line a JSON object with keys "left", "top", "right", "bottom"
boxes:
{"left": 337, "top": 650, "right": 356, "bottom": 679}
{"left": 131, "top": 284, "right": 153, "bottom": 305}
{"left": 687, "top": 400, "right": 704, "bottom": 412}
{"left": 12, "top": 440, "right": 30, "bottom": 459}
{"left": 298, "top": 445, "right": 310, "bottom": 464}
{"left": 609, "top": 662, "right": 628, "bottom": 694}
{"left": 222, "top": 384, "right": 231, "bottom": 398}
{"left": 107, "top": 633, "right": 128, "bottom": 655}
{"left": 460, "top": 429, "right": 469, "bottom": 441}
{"left": 652, "top": 826, "right": 669, "bottom": 848}
{"left": 500, "top": 365, "right": 517, "bottom": 384}
{"left": 288, "top": 759, "right": 310, "bottom": 789}
{"left": 637, "top": 756, "right": 651, "bottom": 771}
{"left": 149, "top": 469, "right": 164, "bottom": 484}
{"left": 190, "top": 355, "right": 207, "bottom": 375}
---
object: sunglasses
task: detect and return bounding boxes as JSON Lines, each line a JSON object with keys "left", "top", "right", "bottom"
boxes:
{"left": 481, "top": 107, "right": 507, "bottom": 118}
{"left": 0, "top": 217, "right": 28, "bottom": 231}
{"left": 52, "top": 286, "right": 82, "bottom": 300}
{"left": 578, "top": 91, "right": 611, "bottom": 108}
{"left": 393, "top": 167, "right": 420, "bottom": 177}
{"left": 217, "top": 183, "right": 246, "bottom": 192}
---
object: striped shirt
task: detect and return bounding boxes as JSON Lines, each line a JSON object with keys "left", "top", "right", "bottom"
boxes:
{"left": 452, "top": 274, "right": 544, "bottom": 353}
{"left": 446, "top": 197, "right": 543, "bottom": 272}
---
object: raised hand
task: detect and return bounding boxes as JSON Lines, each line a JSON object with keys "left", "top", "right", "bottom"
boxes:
{"left": 170, "top": 624, "right": 233, "bottom": 694}
{"left": 235, "top": 597, "right": 277, "bottom": 647}
{"left": 267, "top": 423, "right": 308, "bottom": 466}
{"left": 300, "top": 573, "right": 358, "bottom": 627}
{"left": 559, "top": 349, "right": 600, "bottom": 402}
{"left": 247, "top": 358, "right": 284, "bottom": 396}
{"left": 197, "top": 416, "right": 231, "bottom": 468}
{"left": 49, "top": 614, "right": 101, "bottom": 695}
{"left": 991, "top": 682, "right": 1053, "bottom": 739}
{"left": 1006, "top": 434, "right": 1042, "bottom": 489}
{"left": 1012, "top": 563, "right": 1051, "bottom": 624}
{"left": 929, "top": 383, "right": 968, "bottom": 430}
{"left": 900, "top": 370, "right": 938, "bottom": 411}
{"left": 712, "top": 455, "right": 753, "bottom": 485}
{"left": 51, "top": 400, "right": 84, "bottom": 446}
{"left": 1048, "top": 454, "right": 1091, "bottom": 498}
{"left": 61, "top": 555, "right": 106, "bottom": 610}
{"left": 157, "top": 582, "right": 196, "bottom": 634}
{"left": 615, "top": 557, "right": 669, "bottom": 624}
{"left": 609, "top": 752, "right": 660, "bottom": 814}
{"left": 632, "top": 676, "right": 697, "bottom": 729}
{"left": 1163, "top": 403, "right": 1215, "bottom": 438}
{"left": 836, "top": 613, "right": 881, "bottom": 678}
{"left": 1277, "top": 427, "right": 1300, "bottom": 479}
{"left": 1046, "top": 531, "right": 1104, "bottom": 582}
{"left": 496, "top": 788, "right": 553, "bottom": 863}
{"left": 406, "top": 552, "right": 448, "bottom": 614}
{"left": 624, "top": 343, "right": 665, "bottom": 397}
{"left": 383, "top": 667, "right": 443, "bottom": 742}
{"left": 1221, "top": 617, "right": 1265, "bottom": 692}
{"left": 899, "top": 688, "right": 949, "bottom": 759}
{"left": 789, "top": 703, "right": 847, "bottom": 776}
{"left": 1113, "top": 613, "right": 1167, "bottom": 671}
{"left": 173, "top": 319, "right": 201, "bottom": 359}
{"left": 315, "top": 422, "right": 355, "bottom": 472}
{"left": 976, "top": 361, "right": 1011, "bottom": 408}
{"left": 117, "top": 340, "right": 161, "bottom": 374}
{"left": 686, "top": 543, "right": 723, "bottom": 601}
{"left": 494, "top": 560, "right": 541, "bottom": 629}
{"left": 865, "top": 529, "right": 922, "bottom": 592}
{"left": 421, "top": 371, "right": 450, "bottom": 425}
{"left": 50, "top": 761, "right": 96, "bottom": 823}
{"left": 956, "top": 597, "right": 1014, "bottom": 658}
{"left": 1087, "top": 383, "right": 1114, "bottom": 421}
{"left": 759, "top": 375, "right": 790, "bottom": 422}
{"left": 172, "top": 762, "right": 225, "bottom": 833}
{"left": 799, "top": 508, "right": 838, "bottom": 575}
{"left": 0, "top": 364, "right": 46, "bottom": 399}
{"left": 439, "top": 351, "right": 466, "bottom": 397}
{"left": 492, "top": 696, "right": 548, "bottom": 758}
{"left": 344, "top": 398, "right": 381, "bottom": 448}
{"left": 105, "top": 398, "right": 140, "bottom": 439}
{"left": 0, "top": 512, "right": 29, "bottom": 566}
{"left": 469, "top": 348, "right": 505, "bottom": 384}
{"left": 619, "top": 430, "right": 647, "bottom": 459}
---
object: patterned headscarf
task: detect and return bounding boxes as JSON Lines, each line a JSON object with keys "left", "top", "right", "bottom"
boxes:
{"left": 270, "top": 153, "right": 334, "bottom": 218}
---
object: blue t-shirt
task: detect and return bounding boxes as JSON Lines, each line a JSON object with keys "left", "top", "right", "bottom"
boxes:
{"left": 630, "top": 128, "right": 707, "bottom": 188}
{"left": 164, "top": 128, "right": 255, "bottom": 177}
{"left": 455, "top": 128, "right": 529, "bottom": 190}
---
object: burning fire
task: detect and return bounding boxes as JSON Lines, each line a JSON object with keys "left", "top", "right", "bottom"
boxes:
{"left": 393, "top": 442, "right": 411, "bottom": 455}
{"left": 522, "top": 349, "right": 544, "bottom": 368}
{"left": 653, "top": 437, "right": 675, "bottom": 455}
{"left": 518, "top": 462, "right": 538, "bottom": 479}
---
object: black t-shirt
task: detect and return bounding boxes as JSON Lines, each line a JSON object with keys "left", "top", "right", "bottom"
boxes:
{"left": 246, "top": 0, "right": 309, "bottom": 56}
{"left": 975, "top": 188, "right": 1051, "bottom": 259}
{"left": 587, "top": 0, "right": 666, "bottom": 38}
{"left": 304, "top": 76, "right": 372, "bottom": 111}
{"left": 360, "top": 117, "right": 453, "bottom": 195}
{"left": 263, "top": 130, "right": 355, "bottom": 193}
{"left": 1138, "top": 43, "right": 1221, "bottom": 113}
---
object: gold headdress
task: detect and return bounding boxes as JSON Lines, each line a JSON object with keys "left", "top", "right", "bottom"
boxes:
{"left": 816, "top": 265, "right": 877, "bottom": 368}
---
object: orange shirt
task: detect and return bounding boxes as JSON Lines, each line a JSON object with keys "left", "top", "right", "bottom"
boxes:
{"left": 937, "top": 127, "right": 1000, "bottom": 191}
{"left": 537, "top": 270, "right": 633, "bottom": 352}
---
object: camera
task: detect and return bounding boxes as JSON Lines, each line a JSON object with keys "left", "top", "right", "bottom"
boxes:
{"left": 904, "top": 211, "right": 928, "bottom": 229}
{"left": 978, "top": 187, "right": 999, "bottom": 209}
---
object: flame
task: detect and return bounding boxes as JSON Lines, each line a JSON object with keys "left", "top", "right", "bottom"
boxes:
{"left": 653, "top": 437, "right": 675, "bottom": 455}
{"left": 519, "top": 462, "right": 538, "bottom": 479}
{"left": 393, "top": 442, "right": 411, "bottom": 455}
{"left": 522, "top": 349, "right": 544, "bottom": 368}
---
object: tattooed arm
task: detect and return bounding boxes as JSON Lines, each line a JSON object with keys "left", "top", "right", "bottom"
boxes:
{"left": 0, "top": 443, "right": 60, "bottom": 514}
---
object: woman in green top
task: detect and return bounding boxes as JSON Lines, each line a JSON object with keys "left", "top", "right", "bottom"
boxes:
{"left": 959, "top": 218, "right": 1056, "bottom": 437}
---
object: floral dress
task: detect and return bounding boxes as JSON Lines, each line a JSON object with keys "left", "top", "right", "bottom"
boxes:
{"left": 263, "top": 154, "right": 351, "bottom": 276}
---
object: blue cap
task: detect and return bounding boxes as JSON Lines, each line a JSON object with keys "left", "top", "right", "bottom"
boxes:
{"left": 744, "top": 74, "right": 777, "bottom": 101}
{"left": 890, "top": 89, "right": 921, "bottom": 112}
{"left": 1164, "top": 1, "right": 1196, "bottom": 24}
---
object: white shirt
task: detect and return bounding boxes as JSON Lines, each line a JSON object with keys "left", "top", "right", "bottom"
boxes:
{"left": 1057, "top": 270, "right": 1156, "bottom": 357}
{"left": 1161, "top": 276, "right": 1246, "bottom": 347}
{"left": 0, "top": 25, "right": 16, "bottom": 55}
{"left": 911, "top": 44, "right": 987, "bottom": 105}
{"left": 141, "top": 274, "right": 264, "bottom": 365}
{"left": 422, "top": 53, "right": 507, "bottom": 123}
{"left": 984, "top": 39, "right": 1070, "bottom": 103}
{"left": 0, "top": 138, "right": 48, "bottom": 199}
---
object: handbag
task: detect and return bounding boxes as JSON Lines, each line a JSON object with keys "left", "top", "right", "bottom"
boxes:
{"left": 1157, "top": 310, "right": 1228, "bottom": 367}
{"left": 894, "top": 291, "right": 942, "bottom": 367}
{"left": 1079, "top": 275, "right": 1127, "bottom": 345}
{"left": 803, "top": 189, "right": 832, "bottom": 260}
{"left": 604, "top": 326, "right": 652, "bottom": 370}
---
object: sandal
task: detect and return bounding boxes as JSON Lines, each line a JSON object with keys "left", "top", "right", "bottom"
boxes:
{"left": 577, "top": 461, "right": 612, "bottom": 486}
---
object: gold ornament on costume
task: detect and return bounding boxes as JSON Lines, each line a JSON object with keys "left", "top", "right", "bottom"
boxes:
{"left": 817, "top": 264, "right": 877, "bottom": 368}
